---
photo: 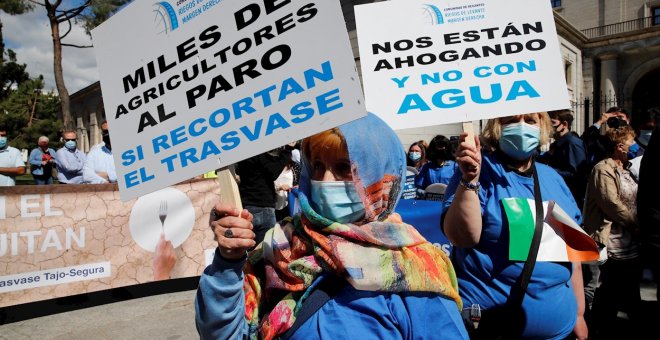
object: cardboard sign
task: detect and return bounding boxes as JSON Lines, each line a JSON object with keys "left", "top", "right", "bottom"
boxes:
{"left": 355, "top": 0, "right": 569, "bottom": 130}
{"left": 92, "top": 0, "right": 365, "bottom": 200}
{"left": 0, "top": 181, "right": 219, "bottom": 307}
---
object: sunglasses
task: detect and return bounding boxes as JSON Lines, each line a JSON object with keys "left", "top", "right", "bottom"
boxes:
{"left": 64, "top": 138, "right": 76, "bottom": 142}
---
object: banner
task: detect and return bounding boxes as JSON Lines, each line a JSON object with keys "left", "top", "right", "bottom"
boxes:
{"left": 0, "top": 180, "right": 219, "bottom": 308}
{"left": 355, "top": 0, "right": 569, "bottom": 130}
{"left": 395, "top": 199, "right": 451, "bottom": 256}
{"left": 92, "top": 0, "right": 365, "bottom": 201}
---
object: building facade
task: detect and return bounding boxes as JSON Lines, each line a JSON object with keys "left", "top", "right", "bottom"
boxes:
{"left": 69, "top": 0, "right": 660, "bottom": 152}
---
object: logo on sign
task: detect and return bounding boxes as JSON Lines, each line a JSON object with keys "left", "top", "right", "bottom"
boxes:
{"left": 423, "top": 2, "right": 486, "bottom": 26}
{"left": 153, "top": 1, "right": 179, "bottom": 35}
{"left": 422, "top": 4, "right": 444, "bottom": 25}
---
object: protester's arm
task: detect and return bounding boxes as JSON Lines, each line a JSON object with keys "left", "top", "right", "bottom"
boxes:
{"left": 571, "top": 263, "right": 588, "bottom": 340}
{"left": 195, "top": 251, "right": 249, "bottom": 339}
{"left": 82, "top": 151, "right": 108, "bottom": 184}
{"left": 28, "top": 149, "right": 42, "bottom": 168}
{"left": 444, "top": 133, "right": 483, "bottom": 248}
{"left": 55, "top": 149, "right": 71, "bottom": 170}
{"left": 0, "top": 150, "right": 26, "bottom": 176}
{"left": 0, "top": 166, "right": 25, "bottom": 176}
{"left": 195, "top": 202, "right": 254, "bottom": 339}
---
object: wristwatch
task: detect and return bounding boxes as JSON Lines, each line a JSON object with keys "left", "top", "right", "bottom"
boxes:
{"left": 460, "top": 178, "right": 481, "bottom": 193}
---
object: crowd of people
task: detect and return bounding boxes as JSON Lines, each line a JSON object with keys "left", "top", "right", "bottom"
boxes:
{"left": 197, "top": 107, "right": 658, "bottom": 339}
{"left": 2, "top": 105, "right": 657, "bottom": 339}
{"left": 0, "top": 121, "right": 116, "bottom": 186}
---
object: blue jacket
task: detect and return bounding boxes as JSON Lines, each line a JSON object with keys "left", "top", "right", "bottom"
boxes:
{"left": 28, "top": 147, "right": 57, "bottom": 176}
{"left": 195, "top": 250, "right": 468, "bottom": 340}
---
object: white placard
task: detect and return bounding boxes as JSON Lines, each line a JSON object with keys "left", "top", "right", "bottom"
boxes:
{"left": 92, "top": 0, "right": 365, "bottom": 201}
{"left": 355, "top": 0, "right": 570, "bottom": 130}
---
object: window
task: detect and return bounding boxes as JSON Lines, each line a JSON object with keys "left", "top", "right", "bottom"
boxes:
{"left": 654, "top": 7, "right": 660, "bottom": 26}
{"left": 551, "top": 0, "right": 561, "bottom": 8}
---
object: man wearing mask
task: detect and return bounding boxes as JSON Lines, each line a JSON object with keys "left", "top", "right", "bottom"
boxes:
{"left": 29, "top": 136, "right": 58, "bottom": 185}
{"left": 83, "top": 121, "right": 117, "bottom": 184}
{"left": 540, "top": 109, "right": 588, "bottom": 207}
{"left": 56, "top": 130, "right": 86, "bottom": 184}
{"left": 0, "top": 127, "right": 26, "bottom": 186}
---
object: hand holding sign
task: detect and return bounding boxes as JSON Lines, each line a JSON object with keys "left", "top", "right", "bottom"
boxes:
{"left": 210, "top": 202, "right": 255, "bottom": 260}
{"left": 456, "top": 131, "right": 481, "bottom": 183}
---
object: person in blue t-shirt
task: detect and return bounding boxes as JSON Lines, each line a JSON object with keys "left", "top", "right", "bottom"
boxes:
{"left": 443, "top": 113, "right": 588, "bottom": 340}
{"left": 196, "top": 114, "right": 467, "bottom": 340}
{"left": 415, "top": 134, "right": 457, "bottom": 189}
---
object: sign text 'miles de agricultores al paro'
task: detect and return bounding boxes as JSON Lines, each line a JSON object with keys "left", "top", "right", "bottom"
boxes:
{"left": 92, "top": 0, "right": 365, "bottom": 201}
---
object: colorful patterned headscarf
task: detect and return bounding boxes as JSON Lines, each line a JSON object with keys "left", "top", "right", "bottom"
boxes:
{"left": 244, "top": 113, "right": 461, "bottom": 339}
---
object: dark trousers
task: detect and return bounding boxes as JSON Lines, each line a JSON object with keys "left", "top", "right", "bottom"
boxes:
{"left": 592, "top": 257, "right": 642, "bottom": 330}
{"left": 245, "top": 206, "right": 277, "bottom": 245}
{"left": 33, "top": 175, "right": 53, "bottom": 185}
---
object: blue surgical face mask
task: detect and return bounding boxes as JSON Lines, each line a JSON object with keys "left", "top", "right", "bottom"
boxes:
{"left": 499, "top": 122, "right": 540, "bottom": 160}
{"left": 638, "top": 130, "right": 653, "bottom": 147}
{"left": 0, "top": 136, "right": 6, "bottom": 149}
{"left": 65, "top": 140, "right": 76, "bottom": 150}
{"left": 627, "top": 142, "right": 639, "bottom": 160}
{"left": 310, "top": 180, "right": 365, "bottom": 223}
{"left": 409, "top": 151, "right": 421, "bottom": 162}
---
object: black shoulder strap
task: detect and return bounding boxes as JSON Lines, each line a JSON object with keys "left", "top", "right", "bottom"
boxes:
{"left": 509, "top": 161, "right": 544, "bottom": 307}
{"left": 280, "top": 276, "right": 346, "bottom": 339}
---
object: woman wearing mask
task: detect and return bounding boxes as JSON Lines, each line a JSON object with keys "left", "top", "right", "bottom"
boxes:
{"left": 583, "top": 126, "right": 641, "bottom": 335}
{"left": 414, "top": 134, "right": 457, "bottom": 189}
{"left": 406, "top": 140, "right": 427, "bottom": 170}
{"left": 195, "top": 114, "right": 467, "bottom": 339}
{"left": 444, "top": 113, "right": 588, "bottom": 339}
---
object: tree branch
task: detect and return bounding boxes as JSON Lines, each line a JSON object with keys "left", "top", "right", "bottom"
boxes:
{"left": 61, "top": 43, "right": 93, "bottom": 48}
{"left": 27, "top": 0, "right": 46, "bottom": 7}
{"left": 55, "top": 0, "right": 92, "bottom": 22}
{"left": 59, "top": 18, "right": 72, "bottom": 40}
{"left": 55, "top": 0, "right": 92, "bottom": 14}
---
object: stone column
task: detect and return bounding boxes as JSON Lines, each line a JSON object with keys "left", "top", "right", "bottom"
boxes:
{"left": 76, "top": 116, "right": 88, "bottom": 152}
{"left": 599, "top": 53, "right": 618, "bottom": 104}
{"left": 89, "top": 111, "right": 98, "bottom": 146}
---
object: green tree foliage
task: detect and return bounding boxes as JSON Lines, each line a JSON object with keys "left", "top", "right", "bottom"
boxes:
{"left": 2, "top": 1, "right": 130, "bottom": 131}
{"left": 0, "top": 76, "right": 61, "bottom": 151}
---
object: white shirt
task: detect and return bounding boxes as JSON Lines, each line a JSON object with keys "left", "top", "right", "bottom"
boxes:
{"left": 0, "top": 146, "right": 26, "bottom": 186}
{"left": 83, "top": 143, "right": 117, "bottom": 184}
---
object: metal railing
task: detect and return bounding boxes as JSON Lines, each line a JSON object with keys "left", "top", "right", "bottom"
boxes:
{"left": 581, "top": 16, "right": 660, "bottom": 39}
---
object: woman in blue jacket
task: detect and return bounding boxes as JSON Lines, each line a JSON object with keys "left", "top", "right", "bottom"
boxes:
{"left": 195, "top": 113, "right": 467, "bottom": 339}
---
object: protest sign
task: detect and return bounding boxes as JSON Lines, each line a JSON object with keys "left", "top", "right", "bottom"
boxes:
{"left": 355, "top": 0, "right": 569, "bottom": 130}
{"left": 92, "top": 0, "right": 365, "bottom": 201}
{"left": 0, "top": 181, "right": 219, "bottom": 308}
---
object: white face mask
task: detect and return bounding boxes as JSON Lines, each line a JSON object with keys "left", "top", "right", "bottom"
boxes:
{"left": 310, "top": 180, "right": 365, "bottom": 223}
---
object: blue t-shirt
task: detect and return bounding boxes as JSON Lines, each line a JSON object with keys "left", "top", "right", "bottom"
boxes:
{"left": 195, "top": 250, "right": 468, "bottom": 340}
{"left": 415, "top": 160, "right": 458, "bottom": 189}
{"left": 443, "top": 152, "right": 582, "bottom": 339}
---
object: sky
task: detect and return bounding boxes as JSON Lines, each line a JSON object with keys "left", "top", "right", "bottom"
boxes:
{"left": 1, "top": 3, "right": 100, "bottom": 94}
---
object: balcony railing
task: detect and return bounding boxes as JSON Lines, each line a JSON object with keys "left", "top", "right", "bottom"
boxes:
{"left": 581, "top": 16, "right": 660, "bottom": 39}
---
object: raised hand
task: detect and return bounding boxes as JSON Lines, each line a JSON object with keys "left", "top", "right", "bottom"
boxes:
{"left": 455, "top": 132, "right": 482, "bottom": 183}
{"left": 209, "top": 202, "right": 255, "bottom": 260}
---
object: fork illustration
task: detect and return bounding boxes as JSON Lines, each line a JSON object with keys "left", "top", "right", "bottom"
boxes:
{"left": 159, "top": 200, "right": 168, "bottom": 232}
